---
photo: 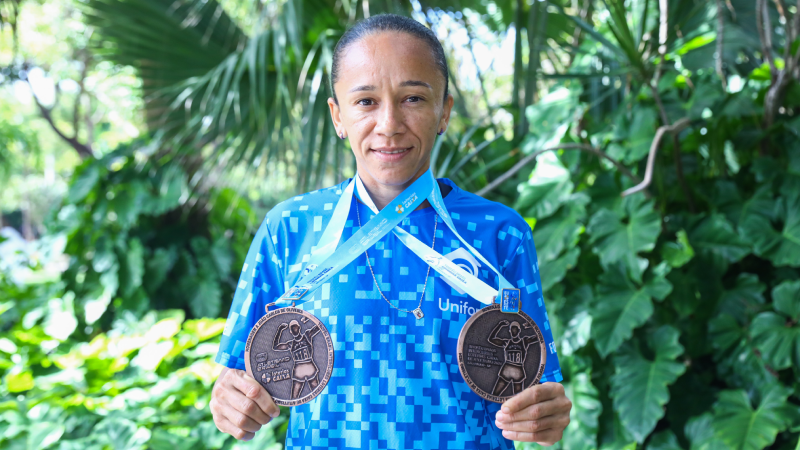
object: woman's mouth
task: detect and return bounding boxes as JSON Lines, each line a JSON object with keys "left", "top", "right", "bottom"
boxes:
{"left": 371, "top": 146, "right": 413, "bottom": 161}
{"left": 372, "top": 147, "right": 411, "bottom": 154}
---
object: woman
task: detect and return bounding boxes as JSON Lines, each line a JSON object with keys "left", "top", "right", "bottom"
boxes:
{"left": 211, "top": 13, "right": 571, "bottom": 449}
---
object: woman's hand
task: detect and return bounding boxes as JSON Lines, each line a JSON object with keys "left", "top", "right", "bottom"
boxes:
{"left": 494, "top": 382, "right": 572, "bottom": 445}
{"left": 210, "top": 367, "right": 281, "bottom": 441}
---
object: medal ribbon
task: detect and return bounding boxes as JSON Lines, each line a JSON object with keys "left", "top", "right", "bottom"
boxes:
{"left": 354, "top": 172, "right": 512, "bottom": 304}
{"left": 275, "top": 168, "right": 513, "bottom": 307}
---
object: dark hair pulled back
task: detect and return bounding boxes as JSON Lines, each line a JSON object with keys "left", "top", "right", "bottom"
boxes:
{"left": 329, "top": 14, "right": 450, "bottom": 104}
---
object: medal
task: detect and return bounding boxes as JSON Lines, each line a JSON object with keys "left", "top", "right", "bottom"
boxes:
{"left": 457, "top": 291, "right": 547, "bottom": 403}
{"left": 245, "top": 303, "right": 334, "bottom": 406}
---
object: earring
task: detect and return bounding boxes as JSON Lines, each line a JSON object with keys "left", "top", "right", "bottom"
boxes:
{"left": 437, "top": 129, "right": 444, "bottom": 136}
{"left": 339, "top": 132, "right": 345, "bottom": 139}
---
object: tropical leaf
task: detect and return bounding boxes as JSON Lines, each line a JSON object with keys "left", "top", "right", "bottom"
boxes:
{"left": 514, "top": 151, "right": 574, "bottom": 221}
{"left": 540, "top": 247, "right": 580, "bottom": 293}
{"left": 750, "top": 280, "right": 800, "bottom": 370}
{"left": 531, "top": 198, "right": 587, "bottom": 263}
{"left": 587, "top": 194, "right": 661, "bottom": 283}
{"left": 521, "top": 87, "right": 581, "bottom": 149}
{"left": 684, "top": 413, "right": 730, "bottom": 450}
{"left": 556, "top": 372, "right": 602, "bottom": 450}
{"left": 610, "top": 326, "right": 686, "bottom": 442}
{"left": 708, "top": 314, "right": 776, "bottom": 389}
{"left": 67, "top": 163, "right": 100, "bottom": 203}
{"left": 739, "top": 189, "right": 800, "bottom": 267}
{"left": 688, "top": 214, "right": 750, "bottom": 272}
{"left": 558, "top": 285, "right": 593, "bottom": 356}
{"left": 712, "top": 385, "right": 798, "bottom": 450}
{"left": 607, "top": 104, "right": 658, "bottom": 164}
{"left": 661, "top": 229, "right": 695, "bottom": 268}
{"left": 591, "top": 263, "right": 672, "bottom": 358}
{"left": 716, "top": 273, "right": 765, "bottom": 324}
{"left": 84, "top": 0, "right": 367, "bottom": 190}
{"left": 647, "top": 430, "right": 683, "bottom": 450}
{"left": 532, "top": 195, "right": 586, "bottom": 292}
{"left": 773, "top": 279, "right": 800, "bottom": 320}
{"left": 118, "top": 238, "right": 145, "bottom": 299}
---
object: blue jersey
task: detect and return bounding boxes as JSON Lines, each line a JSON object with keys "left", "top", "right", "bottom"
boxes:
{"left": 216, "top": 178, "right": 562, "bottom": 449}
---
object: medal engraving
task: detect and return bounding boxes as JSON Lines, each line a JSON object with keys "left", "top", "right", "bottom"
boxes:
{"left": 457, "top": 303, "right": 546, "bottom": 403}
{"left": 245, "top": 307, "right": 333, "bottom": 406}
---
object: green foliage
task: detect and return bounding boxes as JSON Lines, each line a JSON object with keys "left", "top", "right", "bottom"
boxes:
{"left": 711, "top": 386, "right": 799, "bottom": 450}
{"left": 610, "top": 326, "right": 686, "bottom": 442}
{"left": 54, "top": 143, "right": 257, "bottom": 327}
{"left": 512, "top": 2, "right": 800, "bottom": 447}
{"left": 6, "top": 0, "right": 800, "bottom": 449}
{"left": 0, "top": 140, "right": 273, "bottom": 448}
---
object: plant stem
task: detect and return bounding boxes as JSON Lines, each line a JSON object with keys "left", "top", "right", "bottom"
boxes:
{"left": 648, "top": 84, "right": 695, "bottom": 212}
{"left": 715, "top": 0, "right": 728, "bottom": 90}
{"left": 476, "top": 143, "right": 640, "bottom": 197}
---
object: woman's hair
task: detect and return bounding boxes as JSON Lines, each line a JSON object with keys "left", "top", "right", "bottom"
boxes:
{"left": 329, "top": 13, "right": 449, "bottom": 104}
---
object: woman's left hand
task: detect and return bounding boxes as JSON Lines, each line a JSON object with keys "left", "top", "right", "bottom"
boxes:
{"left": 494, "top": 382, "right": 572, "bottom": 445}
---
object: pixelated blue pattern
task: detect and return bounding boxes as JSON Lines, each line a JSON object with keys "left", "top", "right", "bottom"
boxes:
{"left": 216, "top": 178, "right": 561, "bottom": 450}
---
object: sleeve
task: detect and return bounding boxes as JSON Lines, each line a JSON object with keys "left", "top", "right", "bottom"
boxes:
{"left": 502, "top": 227, "right": 563, "bottom": 383}
{"left": 215, "top": 215, "right": 285, "bottom": 370}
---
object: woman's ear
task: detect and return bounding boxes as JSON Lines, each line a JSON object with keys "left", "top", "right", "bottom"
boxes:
{"left": 328, "top": 97, "right": 344, "bottom": 136}
{"left": 439, "top": 93, "right": 454, "bottom": 133}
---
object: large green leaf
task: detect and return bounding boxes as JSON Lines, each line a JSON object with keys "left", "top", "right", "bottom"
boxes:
{"left": 554, "top": 372, "right": 602, "bottom": 450}
{"left": 607, "top": 105, "right": 658, "bottom": 164}
{"left": 773, "top": 279, "right": 800, "bottom": 320}
{"left": 540, "top": 247, "right": 580, "bottom": 293}
{"left": 587, "top": 195, "right": 661, "bottom": 283}
{"left": 610, "top": 326, "right": 686, "bottom": 442}
{"left": 118, "top": 238, "right": 144, "bottom": 299}
{"left": 591, "top": 263, "right": 672, "bottom": 357}
{"left": 750, "top": 280, "right": 800, "bottom": 370}
{"left": 709, "top": 313, "right": 775, "bottom": 388}
{"left": 661, "top": 229, "right": 695, "bottom": 268}
{"left": 647, "top": 430, "right": 683, "bottom": 450}
{"left": 684, "top": 413, "right": 730, "bottom": 450}
{"left": 26, "top": 422, "right": 65, "bottom": 450}
{"left": 66, "top": 163, "right": 100, "bottom": 204}
{"left": 739, "top": 190, "right": 800, "bottom": 267}
{"left": 712, "top": 182, "right": 774, "bottom": 227}
{"left": 717, "top": 273, "right": 765, "bottom": 324}
{"left": 532, "top": 197, "right": 587, "bottom": 262}
{"left": 712, "top": 385, "right": 797, "bottom": 450}
{"left": 688, "top": 214, "right": 750, "bottom": 272}
{"left": 557, "top": 286, "right": 593, "bottom": 356}
{"left": 514, "top": 151, "right": 574, "bottom": 221}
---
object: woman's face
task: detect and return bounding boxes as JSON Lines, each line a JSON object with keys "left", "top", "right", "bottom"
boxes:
{"left": 328, "top": 32, "right": 454, "bottom": 189}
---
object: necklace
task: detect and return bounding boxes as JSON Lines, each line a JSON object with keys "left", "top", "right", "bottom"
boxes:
{"left": 356, "top": 201, "right": 437, "bottom": 320}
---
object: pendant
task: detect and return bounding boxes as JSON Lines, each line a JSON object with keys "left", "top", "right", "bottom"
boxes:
{"left": 245, "top": 303, "right": 334, "bottom": 407}
{"left": 412, "top": 308, "right": 424, "bottom": 320}
{"left": 456, "top": 301, "right": 547, "bottom": 403}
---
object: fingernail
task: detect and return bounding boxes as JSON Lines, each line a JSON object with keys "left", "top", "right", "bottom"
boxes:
{"left": 502, "top": 406, "right": 510, "bottom": 413}
{"left": 495, "top": 419, "right": 505, "bottom": 429}
{"left": 270, "top": 409, "right": 280, "bottom": 419}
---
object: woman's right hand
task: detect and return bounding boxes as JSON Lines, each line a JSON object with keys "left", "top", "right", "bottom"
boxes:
{"left": 210, "top": 367, "right": 281, "bottom": 441}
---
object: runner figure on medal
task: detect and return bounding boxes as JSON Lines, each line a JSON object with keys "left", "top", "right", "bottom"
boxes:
{"left": 488, "top": 320, "right": 540, "bottom": 396}
{"left": 272, "top": 320, "right": 321, "bottom": 399}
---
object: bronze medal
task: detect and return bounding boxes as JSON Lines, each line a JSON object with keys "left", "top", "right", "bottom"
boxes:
{"left": 457, "top": 302, "right": 547, "bottom": 403}
{"left": 245, "top": 304, "right": 334, "bottom": 406}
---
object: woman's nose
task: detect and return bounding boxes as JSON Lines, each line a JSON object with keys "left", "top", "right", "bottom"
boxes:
{"left": 374, "top": 102, "right": 404, "bottom": 137}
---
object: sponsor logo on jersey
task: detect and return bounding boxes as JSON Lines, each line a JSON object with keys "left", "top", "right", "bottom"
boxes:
{"left": 441, "top": 248, "right": 482, "bottom": 295}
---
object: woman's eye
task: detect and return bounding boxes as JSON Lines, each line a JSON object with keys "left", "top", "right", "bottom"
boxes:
{"left": 407, "top": 96, "right": 422, "bottom": 103}
{"left": 356, "top": 99, "right": 374, "bottom": 106}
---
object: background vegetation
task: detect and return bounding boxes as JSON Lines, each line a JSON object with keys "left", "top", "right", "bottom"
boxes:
{"left": 1, "top": 0, "right": 799, "bottom": 449}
